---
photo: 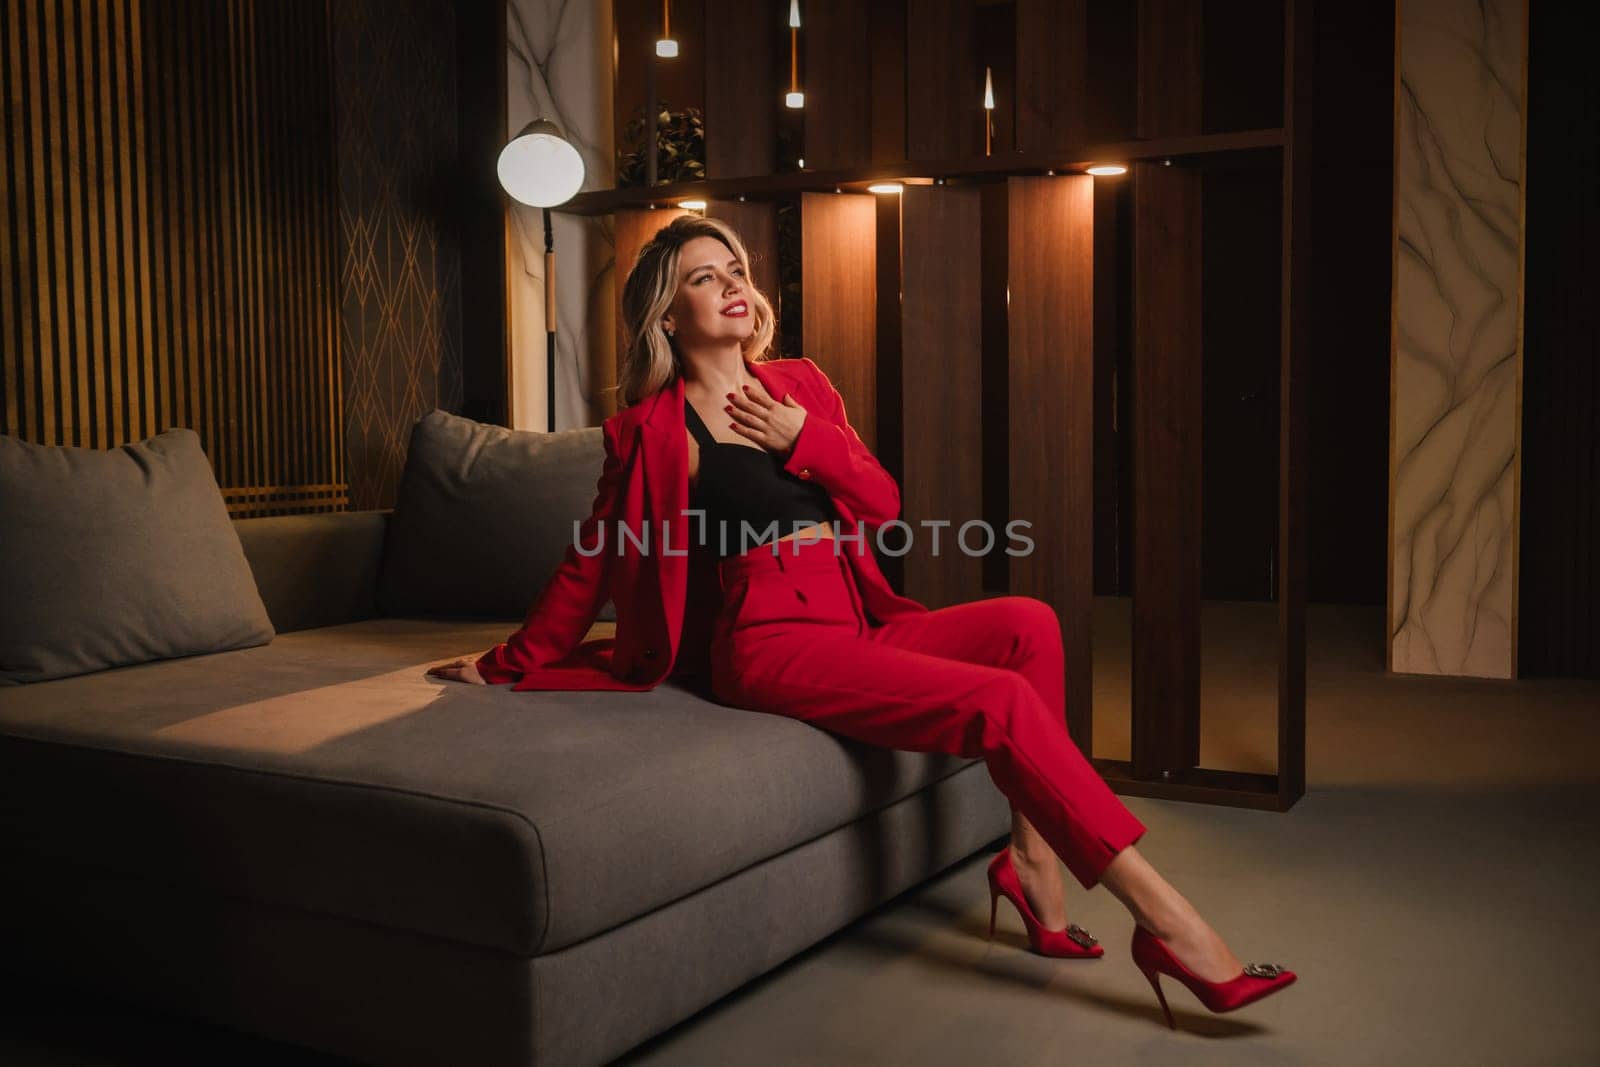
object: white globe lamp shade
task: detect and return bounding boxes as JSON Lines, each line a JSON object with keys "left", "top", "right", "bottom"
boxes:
{"left": 497, "top": 120, "right": 586, "bottom": 208}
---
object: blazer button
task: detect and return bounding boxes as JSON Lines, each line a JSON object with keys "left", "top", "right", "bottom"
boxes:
{"left": 643, "top": 648, "right": 657, "bottom": 659}
{"left": 799, "top": 467, "right": 812, "bottom": 479}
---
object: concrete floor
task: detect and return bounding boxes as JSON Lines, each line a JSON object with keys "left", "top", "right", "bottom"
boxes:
{"left": 5, "top": 601, "right": 1598, "bottom": 1065}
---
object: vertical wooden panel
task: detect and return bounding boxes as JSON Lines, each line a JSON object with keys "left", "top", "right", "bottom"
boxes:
{"left": 805, "top": 0, "right": 871, "bottom": 170}
{"left": 64, "top": 0, "right": 92, "bottom": 446}
{"left": 1203, "top": 0, "right": 1283, "bottom": 134}
{"left": 36, "top": 0, "right": 61, "bottom": 444}
{"left": 1009, "top": 175, "right": 1095, "bottom": 748}
{"left": 1087, "top": 0, "right": 1138, "bottom": 143}
{"left": 1202, "top": 165, "right": 1281, "bottom": 601}
{"left": 612, "top": 207, "right": 692, "bottom": 382}
{"left": 1521, "top": 0, "right": 1600, "bottom": 679}
{"left": 1091, "top": 178, "right": 1130, "bottom": 595}
{"left": 1137, "top": 0, "right": 1202, "bottom": 138}
{"left": 906, "top": 0, "right": 982, "bottom": 161}
{"left": 873, "top": 190, "right": 905, "bottom": 594}
{"left": 129, "top": 0, "right": 157, "bottom": 444}
{"left": 800, "top": 192, "right": 876, "bottom": 449}
{"left": 900, "top": 185, "right": 984, "bottom": 609}
{"left": 1016, "top": 0, "right": 1086, "bottom": 152}
{"left": 703, "top": 0, "right": 776, "bottom": 179}
{"left": 1, "top": 0, "right": 29, "bottom": 438}
{"left": 869, "top": 0, "right": 907, "bottom": 167}
{"left": 1277, "top": 0, "right": 1311, "bottom": 804}
{"left": 705, "top": 199, "right": 779, "bottom": 303}
{"left": 0, "top": 4, "right": 12, "bottom": 436}
{"left": 89, "top": 0, "right": 122, "bottom": 449}
{"left": 1131, "top": 162, "right": 1203, "bottom": 776}
{"left": 978, "top": 181, "right": 1008, "bottom": 598}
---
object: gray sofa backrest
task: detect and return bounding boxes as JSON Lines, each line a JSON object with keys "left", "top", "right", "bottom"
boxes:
{"left": 233, "top": 511, "right": 389, "bottom": 634}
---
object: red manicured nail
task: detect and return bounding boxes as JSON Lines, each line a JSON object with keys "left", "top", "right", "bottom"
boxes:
{"left": 724, "top": 404, "right": 733, "bottom": 413}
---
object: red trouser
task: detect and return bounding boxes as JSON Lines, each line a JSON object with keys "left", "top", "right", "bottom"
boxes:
{"left": 707, "top": 534, "right": 1146, "bottom": 890}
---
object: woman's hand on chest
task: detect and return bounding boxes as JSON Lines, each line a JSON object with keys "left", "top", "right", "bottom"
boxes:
{"left": 724, "top": 379, "right": 808, "bottom": 455}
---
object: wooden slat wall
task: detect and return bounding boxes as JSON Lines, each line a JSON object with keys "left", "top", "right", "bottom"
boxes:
{"left": 1008, "top": 175, "right": 1096, "bottom": 748}
{"left": 0, "top": 0, "right": 344, "bottom": 516}
{"left": 900, "top": 184, "right": 984, "bottom": 610}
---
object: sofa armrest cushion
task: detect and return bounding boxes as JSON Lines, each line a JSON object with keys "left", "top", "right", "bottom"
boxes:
{"left": 233, "top": 511, "right": 387, "bottom": 633}
{"left": 377, "top": 410, "right": 617, "bottom": 621}
{"left": 0, "top": 429, "right": 275, "bottom": 684}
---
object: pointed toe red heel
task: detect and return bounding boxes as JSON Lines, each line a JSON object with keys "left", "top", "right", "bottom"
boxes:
{"left": 1130, "top": 925, "right": 1297, "bottom": 1030}
{"left": 985, "top": 847, "right": 1103, "bottom": 959}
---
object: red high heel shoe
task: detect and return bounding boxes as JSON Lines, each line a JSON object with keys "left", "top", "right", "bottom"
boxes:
{"left": 985, "top": 847, "right": 1103, "bottom": 959}
{"left": 1131, "top": 925, "right": 1296, "bottom": 1029}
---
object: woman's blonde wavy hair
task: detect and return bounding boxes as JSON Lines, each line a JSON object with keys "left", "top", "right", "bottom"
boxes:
{"left": 616, "top": 214, "right": 778, "bottom": 409}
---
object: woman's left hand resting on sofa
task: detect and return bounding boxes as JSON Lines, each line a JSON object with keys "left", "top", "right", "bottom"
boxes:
{"left": 428, "top": 656, "right": 487, "bottom": 685}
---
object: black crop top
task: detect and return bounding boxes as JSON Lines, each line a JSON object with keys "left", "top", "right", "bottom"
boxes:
{"left": 685, "top": 397, "right": 837, "bottom": 558}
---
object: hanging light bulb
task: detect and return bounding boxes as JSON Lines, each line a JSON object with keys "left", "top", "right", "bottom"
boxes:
{"left": 656, "top": 0, "right": 678, "bottom": 57}
{"left": 785, "top": 0, "right": 804, "bottom": 108}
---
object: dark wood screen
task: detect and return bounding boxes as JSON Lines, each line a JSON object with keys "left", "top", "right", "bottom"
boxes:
{"left": 1, "top": 0, "right": 344, "bottom": 516}
{"left": 1521, "top": 0, "right": 1600, "bottom": 679}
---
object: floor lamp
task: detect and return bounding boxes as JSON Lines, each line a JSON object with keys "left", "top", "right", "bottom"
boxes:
{"left": 496, "top": 119, "right": 586, "bottom": 432}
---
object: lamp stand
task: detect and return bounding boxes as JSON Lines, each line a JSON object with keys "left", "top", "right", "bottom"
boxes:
{"left": 544, "top": 206, "right": 557, "bottom": 432}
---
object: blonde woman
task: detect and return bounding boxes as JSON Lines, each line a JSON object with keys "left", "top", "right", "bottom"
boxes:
{"left": 431, "top": 214, "right": 1295, "bottom": 1028}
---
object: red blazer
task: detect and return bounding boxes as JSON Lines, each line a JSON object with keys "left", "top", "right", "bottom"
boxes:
{"left": 475, "top": 356, "right": 929, "bottom": 692}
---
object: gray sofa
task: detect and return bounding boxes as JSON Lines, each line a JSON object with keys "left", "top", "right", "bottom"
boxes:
{"left": 0, "top": 508, "right": 1011, "bottom": 1064}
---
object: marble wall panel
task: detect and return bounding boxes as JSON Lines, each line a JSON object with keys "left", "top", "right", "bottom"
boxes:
{"left": 506, "top": 0, "right": 618, "bottom": 429}
{"left": 1390, "top": 0, "right": 1527, "bottom": 677}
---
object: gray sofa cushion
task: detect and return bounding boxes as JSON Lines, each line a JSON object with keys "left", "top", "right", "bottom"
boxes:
{"left": 0, "top": 429, "right": 275, "bottom": 685}
{"left": 377, "top": 410, "right": 616, "bottom": 622}
{"left": 0, "top": 618, "right": 980, "bottom": 955}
